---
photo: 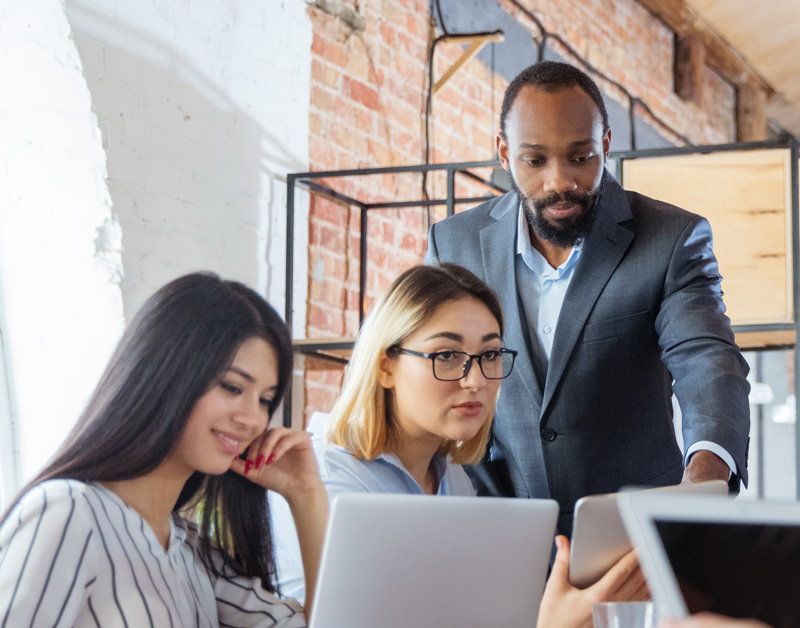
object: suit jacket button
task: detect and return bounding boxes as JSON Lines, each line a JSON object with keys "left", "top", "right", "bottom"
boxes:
{"left": 541, "top": 427, "right": 556, "bottom": 441}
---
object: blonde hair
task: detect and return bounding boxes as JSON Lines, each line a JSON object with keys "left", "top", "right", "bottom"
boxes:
{"left": 326, "top": 263, "right": 504, "bottom": 465}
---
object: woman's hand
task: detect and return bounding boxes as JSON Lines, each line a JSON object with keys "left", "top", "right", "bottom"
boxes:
{"left": 230, "top": 426, "right": 324, "bottom": 501}
{"left": 536, "top": 535, "right": 649, "bottom": 628}
{"left": 231, "top": 426, "right": 328, "bottom": 618}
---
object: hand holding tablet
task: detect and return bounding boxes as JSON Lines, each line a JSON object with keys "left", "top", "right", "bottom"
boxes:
{"left": 569, "top": 480, "right": 728, "bottom": 588}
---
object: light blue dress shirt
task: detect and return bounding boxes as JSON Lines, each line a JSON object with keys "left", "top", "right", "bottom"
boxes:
{"left": 513, "top": 205, "right": 735, "bottom": 476}
{"left": 271, "top": 413, "right": 476, "bottom": 603}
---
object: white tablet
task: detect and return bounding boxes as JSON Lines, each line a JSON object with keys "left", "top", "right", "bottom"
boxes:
{"left": 569, "top": 480, "right": 727, "bottom": 588}
{"left": 618, "top": 492, "right": 800, "bottom": 628}
{"left": 309, "top": 493, "right": 559, "bottom": 628}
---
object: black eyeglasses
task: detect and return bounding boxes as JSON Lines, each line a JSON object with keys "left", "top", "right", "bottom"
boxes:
{"left": 392, "top": 347, "right": 518, "bottom": 381}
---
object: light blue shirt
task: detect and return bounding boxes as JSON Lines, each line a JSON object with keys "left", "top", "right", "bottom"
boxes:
{"left": 513, "top": 205, "right": 735, "bottom": 476}
{"left": 515, "top": 205, "right": 583, "bottom": 384}
{"left": 271, "top": 413, "right": 475, "bottom": 603}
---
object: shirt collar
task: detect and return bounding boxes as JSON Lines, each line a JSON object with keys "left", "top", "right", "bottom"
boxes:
{"left": 516, "top": 202, "right": 583, "bottom": 278}
{"left": 376, "top": 451, "right": 448, "bottom": 489}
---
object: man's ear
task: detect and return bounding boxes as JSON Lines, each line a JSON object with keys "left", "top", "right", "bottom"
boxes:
{"left": 602, "top": 127, "right": 612, "bottom": 160}
{"left": 378, "top": 352, "right": 395, "bottom": 389}
{"left": 497, "top": 133, "right": 511, "bottom": 172}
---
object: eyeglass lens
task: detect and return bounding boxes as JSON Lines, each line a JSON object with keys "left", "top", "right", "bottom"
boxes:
{"left": 433, "top": 351, "right": 514, "bottom": 381}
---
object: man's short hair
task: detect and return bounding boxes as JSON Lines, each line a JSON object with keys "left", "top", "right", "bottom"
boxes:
{"left": 499, "top": 61, "right": 609, "bottom": 139}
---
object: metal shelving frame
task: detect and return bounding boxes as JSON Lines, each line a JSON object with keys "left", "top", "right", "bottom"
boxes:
{"left": 283, "top": 159, "right": 502, "bottom": 425}
{"left": 283, "top": 139, "right": 800, "bottom": 496}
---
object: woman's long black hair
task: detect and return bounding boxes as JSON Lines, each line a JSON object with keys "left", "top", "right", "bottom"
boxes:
{"left": 1, "top": 272, "right": 293, "bottom": 592}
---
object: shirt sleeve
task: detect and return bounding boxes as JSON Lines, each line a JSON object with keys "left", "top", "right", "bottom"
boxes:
{"left": 206, "top": 544, "right": 307, "bottom": 628}
{"left": 272, "top": 444, "right": 372, "bottom": 605}
{"left": 0, "top": 481, "right": 97, "bottom": 628}
{"left": 271, "top": 492, "right": 308, "bottom": 604}
{"left": 655, "top": 215, "right": 751, "bottom": 485}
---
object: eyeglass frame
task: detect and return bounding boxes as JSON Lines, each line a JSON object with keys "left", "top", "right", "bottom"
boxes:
{"left": 389, "top": 347, "right": 518, "bottom": 381}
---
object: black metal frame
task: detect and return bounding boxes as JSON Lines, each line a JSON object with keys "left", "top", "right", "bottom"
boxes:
{"left": 284, "top": 139, "right": 800, "bottom": 497}
{"left": 283, "top": 160, "right": 501, "bottom": 425}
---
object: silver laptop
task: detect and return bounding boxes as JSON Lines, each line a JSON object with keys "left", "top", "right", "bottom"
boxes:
{"left": 309, "top": 493, "right": 559, "bottom": 628}
{"left": 618, "top": 492, "right": 800, "bottom": 628}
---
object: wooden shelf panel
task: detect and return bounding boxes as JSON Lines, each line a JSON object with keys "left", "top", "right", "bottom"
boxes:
{"left": 623, "top": 148, "right": 794, "bottom": 327}
{"left": 294, "top": 337, "right": 355, "bottom": 364}
{"left": 735, "top": 329, "right": 796, "bottom": 350}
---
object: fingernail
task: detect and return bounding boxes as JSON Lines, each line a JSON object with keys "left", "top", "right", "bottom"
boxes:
{"left": 245, "top": 460, "right": 254, "bottom": 475}
{"left": 255, "top": 455, "right": 265, "bottom": 469}
{"left": 555, "top": 536, "right": 564, "bottom": 550}
{"left": 266, "top": 454, "right": 276, "bottom": 465}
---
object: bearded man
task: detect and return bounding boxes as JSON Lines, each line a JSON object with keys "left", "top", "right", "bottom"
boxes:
{"left": 426, "top": 61, "right": 751, "bottom": 536}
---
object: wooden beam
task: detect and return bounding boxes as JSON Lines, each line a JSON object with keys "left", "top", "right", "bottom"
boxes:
{"left": 636, "top": 0, "right": 773, "bottom": 96}
{"left": 433, "top": 33, "right": 504, "bottom": 97}
{"left": 737, "top": 85, "right": 768, "bottom": 142}
{"left": 674, "top": 35, "right": 705, "bottom": 102}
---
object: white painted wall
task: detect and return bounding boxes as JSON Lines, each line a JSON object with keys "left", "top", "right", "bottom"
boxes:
{"left": 0, "top": 0, "right": 312, "bottom": 504}
{"left": 0, "top": 0, "right": 124, "bottom": 503}
{"left": 64, "top": 0, "right": 312, "bottom": 316}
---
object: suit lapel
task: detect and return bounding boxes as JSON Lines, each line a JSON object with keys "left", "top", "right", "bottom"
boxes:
{"left": 541, "top": 179, "right": 634, "bottom": 417}
{"left": 480, "top": 194, "right": 544, "bottom": 411}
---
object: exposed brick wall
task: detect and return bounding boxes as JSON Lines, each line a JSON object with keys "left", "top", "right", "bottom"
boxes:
{"left": 301, "top": 0, "right": 740, "bottom": 423}
{"left": 496, "top": 0, "right": 735, "bottom": 145}
{"left": 302, "top": 0, "right": 503, "bottom": 422}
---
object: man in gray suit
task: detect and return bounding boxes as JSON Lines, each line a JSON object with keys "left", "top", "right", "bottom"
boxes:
{"left": 426, "top": 61, "right": 750, "bottom": 535}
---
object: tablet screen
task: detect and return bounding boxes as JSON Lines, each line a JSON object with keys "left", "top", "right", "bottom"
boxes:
{"left": 655, "top": 520, "right": 800, "bottom": 628}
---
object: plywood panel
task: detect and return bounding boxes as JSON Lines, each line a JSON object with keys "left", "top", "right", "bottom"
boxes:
{"left": 735, "top": 330, "right": 795, "bottom": 349}
{"left": 622, "top": 148, "right": 793, "bottom": 326}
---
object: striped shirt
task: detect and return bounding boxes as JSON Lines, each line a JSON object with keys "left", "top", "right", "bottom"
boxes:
{"left": 0, "top": 479, "right": 306, "bottom": 628}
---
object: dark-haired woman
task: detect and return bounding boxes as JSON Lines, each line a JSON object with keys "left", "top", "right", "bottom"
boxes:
{"left": 0, "top": 273, "right": 327, "bottom": 627}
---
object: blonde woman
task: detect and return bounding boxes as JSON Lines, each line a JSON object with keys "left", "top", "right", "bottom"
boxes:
{"left": 273, "top": 263, "right": 511, "bottom": 600}
{"left": 272, "top": 263, "right": 646, "bottom": 627}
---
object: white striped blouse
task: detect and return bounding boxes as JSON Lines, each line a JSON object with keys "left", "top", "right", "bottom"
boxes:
{"left": 0, "top": 479, "right": 306, "bottom": 628}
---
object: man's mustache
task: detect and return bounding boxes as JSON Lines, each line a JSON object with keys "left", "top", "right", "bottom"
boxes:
{"left": 535, "top": 190, "right": 593, "bottom": 211}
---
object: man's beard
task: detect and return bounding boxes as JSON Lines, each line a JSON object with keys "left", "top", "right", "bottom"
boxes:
{"left": 511, "top": 172, "right": 605, "bottom": 249}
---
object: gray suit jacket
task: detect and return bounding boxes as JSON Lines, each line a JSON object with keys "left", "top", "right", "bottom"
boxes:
{"left": 427, "top": 177, "right": 751, "bottom": 535}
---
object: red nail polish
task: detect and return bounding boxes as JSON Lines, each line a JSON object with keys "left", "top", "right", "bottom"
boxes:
{"left": 266, "top": 454, "right": 276, "bottom": 465}
{"left": 255, "top": 455, "right": 265, "bottom": 469}
{"left": 245, "top": 460, "right": 254, "bottom": 474}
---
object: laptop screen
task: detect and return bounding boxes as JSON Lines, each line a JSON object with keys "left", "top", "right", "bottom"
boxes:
{"left": 654, "top": 520, "right": 800, "bottom": 628}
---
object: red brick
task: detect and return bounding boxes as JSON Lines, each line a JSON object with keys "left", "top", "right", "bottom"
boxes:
{"left": 401, "top": 231, "right": 419, "bottom": 252}
{"left": 382, "top": 221, "right": 395, "bottom": 245}
{"left": 367, "top": 242, "right": 387, "bottom": 267}
{"left": 368, "top": 138, "right": 392, "bottom": 166}
{"left": 304, "top": 383, "right": 338, "bottom": 414}
{"left": 355, "top": 108, "right": 374, "bottom": 134}
{"left": 348, "top": 233, "right": 361, "bottom": 260}
{"left": 310, "top": 197, "right": 347, "bottom": 228}
{"left": 310, "top": 221, "right": 346, "bottom": 251}
{"left": 321, "top": 278, "right": 345, "bottom": 307}
{"left": 309, "top": 137, "right": 336, "bottom": 170}
{"left": 310, "top": 86, "right": 335, "bottom": 112}
{"left": 311, "top": 32, "right": 326, "bottom": 57}
{"left": 344, "top": 76, "right": 380, "bottom": 111}
{"left": 346, "top": 49, "right": 369, "bottom": 81}
{"left": 309, "top": 112, "right": 323, "bottom": 136}
{"left": 306, "top": 303, "right": 331, "bottom": 332}
{"left": 379, "top": 22, "right": 397, "bottom": 46}
{"left": 314, "top": 38, "right": 348, "bottom": 68}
